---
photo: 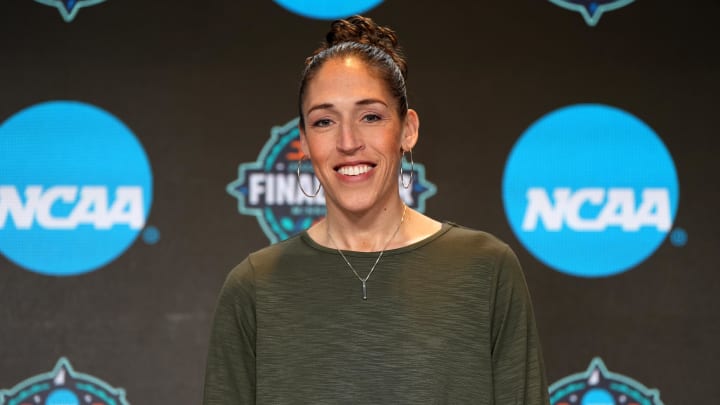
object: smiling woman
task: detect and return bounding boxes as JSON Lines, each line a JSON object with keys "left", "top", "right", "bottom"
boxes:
{"left": 299, "top": 55, "right": 418, "bottom": 225}
{"left": 203, "top": 15, "right": 550, "bottom": 405}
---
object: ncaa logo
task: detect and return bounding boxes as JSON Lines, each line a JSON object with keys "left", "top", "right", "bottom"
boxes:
{"left": 0, "top": 101, "right": 153, "bottom": 276}
{"left": 273, "top": 0, "right": 384, "bottom": 20}
{"left": 502, "top": 104, "right": 679, "bottom": 278}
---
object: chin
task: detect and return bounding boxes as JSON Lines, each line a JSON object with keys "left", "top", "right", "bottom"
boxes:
{"left": 330, "top": 195, "right": 378, "bottom": 214}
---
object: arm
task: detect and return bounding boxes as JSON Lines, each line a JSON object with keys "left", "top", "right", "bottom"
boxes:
{"left": 203, "top": 259, "right": 257, "bottom": 405}
{"left": 490, "top": 246, "right": 549, "bottom": 404}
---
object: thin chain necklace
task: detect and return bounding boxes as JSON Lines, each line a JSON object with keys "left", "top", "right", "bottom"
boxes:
{"left": 327, "top": 204, "right": 407, "bottom": 300}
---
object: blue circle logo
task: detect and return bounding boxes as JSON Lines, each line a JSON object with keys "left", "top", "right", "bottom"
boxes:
{"left": 0, "top": 101, "right": 153, "bottom": 276}
{"left": 581, "top": 389, "right": 614, "bottom": 405}
{"left": 273, "top": 0, "right": 384, "bottom": 20}
{"left": 46, "top": 389, "right": 80, "bottom": 405}
{"left": 502, "top": 104, "right": 679, "bottom": 277}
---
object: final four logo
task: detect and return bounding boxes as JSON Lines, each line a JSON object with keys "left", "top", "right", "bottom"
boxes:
{"left": 548, "top": 0, "right": 635, "bottom": 26}
{"left": 34, "top": 0, "right": 108, "bottom": 22}
{"left": 549, "top": 358, "right": 663, "bottom": 405}
{"left": 227, "top": 118, "right": 437, "bottom": 244}
{"left": 0, "top": 357, "right": 129, "bottom": 405}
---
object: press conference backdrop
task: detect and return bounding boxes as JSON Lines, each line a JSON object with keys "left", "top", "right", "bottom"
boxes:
{"left": 1, "top": 1, "right": 718, "bottom": 403}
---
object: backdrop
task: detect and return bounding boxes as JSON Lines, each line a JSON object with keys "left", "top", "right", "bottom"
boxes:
{"left": 1, "top": 1, "right": 718, "bottom": 403}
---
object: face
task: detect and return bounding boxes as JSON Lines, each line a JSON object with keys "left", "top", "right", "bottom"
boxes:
{"left": 300, "top": 56, "right": 419, "bottom": 215}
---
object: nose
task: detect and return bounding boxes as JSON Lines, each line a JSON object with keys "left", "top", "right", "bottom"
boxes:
{"left": 336, "top": 122, "right": 363, "bottom": 154}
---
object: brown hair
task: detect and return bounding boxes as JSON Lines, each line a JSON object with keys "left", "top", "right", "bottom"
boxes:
{"left": 298, "top": 15, "right": 408, "bottom": 128}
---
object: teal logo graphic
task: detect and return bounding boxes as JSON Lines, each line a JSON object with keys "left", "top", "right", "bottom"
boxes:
{"left": 548, "top": 0, "right": 635, "bottom": 26}
{"left": 0, "top": 101, "right": 153, "bottom": 276}
{"left": 34, "top": 0, "right": 108, "bottom": 22}
{"left": 273, "top": 0, "right": 384, "bottom": 20}
{"left": 502, "top": 104, "right": 679, "bottom": 277}
{"left": 549, "top": 358, "right": 663, "bottom": 405}
{"left": 228, "top": 117, "right": 436, "bottom": 243}
{"left": 0, "top": 357, "right": 129, "bottom": 405}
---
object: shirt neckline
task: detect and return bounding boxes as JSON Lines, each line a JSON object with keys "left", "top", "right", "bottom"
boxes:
{"left": 300, "top": 222, "right": 455, "bottom": 258}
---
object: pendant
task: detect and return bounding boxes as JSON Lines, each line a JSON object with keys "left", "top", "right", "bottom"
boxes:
{"left": 362, "top": 280, "right": 368, "bottom": 300}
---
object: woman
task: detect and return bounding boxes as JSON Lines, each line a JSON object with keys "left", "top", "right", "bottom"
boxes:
{"left": 204, "top": 15, "right": 549, "bottom": 404}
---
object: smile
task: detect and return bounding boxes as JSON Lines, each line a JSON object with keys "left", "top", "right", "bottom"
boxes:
{"left": 336, "top": 164, "right": 374, "bottom": 176}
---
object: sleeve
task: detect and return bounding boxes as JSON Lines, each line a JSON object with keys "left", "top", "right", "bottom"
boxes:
{"left": 490, "top": 245, "right": 549, "bottom": 405}
{"left": 203, "top": 258, "right": 257, "bottom": 405}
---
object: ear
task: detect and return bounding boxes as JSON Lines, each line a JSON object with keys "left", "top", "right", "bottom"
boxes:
{"left": 299, "top": 123, "right": 310, "bottom": 157}
{"left": 401, "top": 109, "right": 419, "bottom": 152}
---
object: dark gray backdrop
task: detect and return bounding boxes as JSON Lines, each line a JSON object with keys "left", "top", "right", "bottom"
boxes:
{"left": 1, "top": 0, "right": 718, "bottom": 403}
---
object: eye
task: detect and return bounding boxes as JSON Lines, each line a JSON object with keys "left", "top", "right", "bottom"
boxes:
{"left": 361, "top": 114, "right": 382, "bottom": 123}
{"left": 312, "top": 118, "right": 333, "bottom": 128}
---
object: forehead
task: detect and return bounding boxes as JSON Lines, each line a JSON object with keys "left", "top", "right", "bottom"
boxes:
{"left": 303, "top": 56, "right": 394, "bottom": 107}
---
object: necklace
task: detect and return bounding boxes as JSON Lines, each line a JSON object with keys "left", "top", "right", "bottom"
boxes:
{"left": 327, "top": 204, "right": 407, "bottom": 300}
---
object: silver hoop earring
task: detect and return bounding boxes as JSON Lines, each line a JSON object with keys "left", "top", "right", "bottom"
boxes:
{"left": 297, "top": 155, "right": 322, "bottom": 198}
{"left": 400, "top": 149, "right": 414, "bottom": 189}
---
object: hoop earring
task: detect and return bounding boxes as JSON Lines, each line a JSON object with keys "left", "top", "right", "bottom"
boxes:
{"left": 297, "top": 155, "right": 322, "bottom": 198}
{"left": 400, "top": 149, "right": 414, "bottom": 189}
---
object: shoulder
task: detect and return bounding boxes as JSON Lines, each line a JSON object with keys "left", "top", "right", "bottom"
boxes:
{"left": 439, "top": 222, "right": 515, "bottom": 261}
{"left": 225, "top": 233, "right": 311, "bottom": 285}
{"left": 216, "top": 235, "right": 307, "bottom": 308}
{"left": 434, "top": 223, "right": 526, "bottom": 284}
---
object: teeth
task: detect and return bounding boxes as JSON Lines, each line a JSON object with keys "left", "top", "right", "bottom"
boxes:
{"left": 337, "top": 164, "right": 372, "bottom": 176}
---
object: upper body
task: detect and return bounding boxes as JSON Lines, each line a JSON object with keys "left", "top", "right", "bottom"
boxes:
{"left": 204, "top": 15, "right": 549, "bottom": 404}
{"left": 204, "top": 222, "right": 548, "bottom": 404}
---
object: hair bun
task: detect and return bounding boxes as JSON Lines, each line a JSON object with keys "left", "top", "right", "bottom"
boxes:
{"left": 324, "top": 15, "right": 405, "bottom": 75}
{"left": 326, "top": 16, "right": 398, "bottom": 52}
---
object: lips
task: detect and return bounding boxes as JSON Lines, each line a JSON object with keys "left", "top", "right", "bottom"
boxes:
{"left": 335, "top": 163, "right": 375, "bottom": 176}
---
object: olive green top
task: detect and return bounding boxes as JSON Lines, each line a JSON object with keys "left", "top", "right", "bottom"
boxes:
{"left": 203, "top": 223, "right": 549, "bottom": 404}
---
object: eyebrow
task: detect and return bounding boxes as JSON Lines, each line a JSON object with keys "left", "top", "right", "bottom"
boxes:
{"left": 306, "top": 98, "right": 389, "bottom": 115}
{"left": 356, "top": 98, "right": 388, "bottom": 107}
